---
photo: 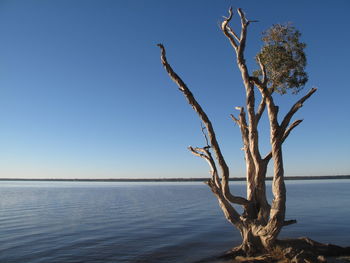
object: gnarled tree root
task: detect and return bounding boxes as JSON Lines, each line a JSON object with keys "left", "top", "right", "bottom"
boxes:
{"left": 220, "top": 237, "right": 350, "bottom": 263}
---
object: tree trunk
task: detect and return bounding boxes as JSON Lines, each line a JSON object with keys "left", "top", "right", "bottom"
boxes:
{"left": 157, "top": 8, "right": 350, "bottom": 261}
{"left": 239, "top": 227, "right": 266, "bottom": 256}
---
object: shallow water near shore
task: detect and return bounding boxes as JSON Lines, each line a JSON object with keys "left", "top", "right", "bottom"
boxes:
{"left": 0, "top": 179, "right": 349, "bottom": 263}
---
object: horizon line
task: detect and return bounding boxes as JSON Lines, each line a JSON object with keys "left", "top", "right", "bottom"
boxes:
{"left": 1, "top": 175, "right": 350, "bottom": 182}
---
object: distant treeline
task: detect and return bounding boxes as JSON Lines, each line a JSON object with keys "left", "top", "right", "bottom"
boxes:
{"left": 1, "top": 175, "right": 350, "bottom": 182}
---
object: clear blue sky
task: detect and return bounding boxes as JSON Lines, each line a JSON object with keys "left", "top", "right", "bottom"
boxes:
{"left": 0, "top": 0, "right": 349, "bottom": 179}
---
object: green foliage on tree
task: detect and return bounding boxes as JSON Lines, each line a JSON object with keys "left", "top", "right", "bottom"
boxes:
{"left": 254, "top": 23, "right": 308, "bottom": 94}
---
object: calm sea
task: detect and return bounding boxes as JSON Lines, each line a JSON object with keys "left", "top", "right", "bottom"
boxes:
{"left": 0, "top": 180, "right": 349, "bottom": 263}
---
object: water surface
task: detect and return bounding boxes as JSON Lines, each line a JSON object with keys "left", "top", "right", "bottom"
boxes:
{"left": 0, "top": 180, "right": 349, "bottom": 262}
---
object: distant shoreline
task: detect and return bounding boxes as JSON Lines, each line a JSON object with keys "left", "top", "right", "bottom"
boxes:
{"left": 0, "top": 175, "right": 350, "bottom": 182}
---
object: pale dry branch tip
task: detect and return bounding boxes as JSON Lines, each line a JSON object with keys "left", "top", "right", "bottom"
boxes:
{"left": 230, "top": 114, "right": 239, "bottom": 123}
{"left": 188, "top": 146, "right": 201, "bottom": 156}
{"left": 237, "top": 8, "right": 247, "bottom": 24}
{"left": 221, "top": 7, "right": 239, "bottom": 50}
{"left": 283, "top": 119, "right": 303, "bottom": 140}
{"left": 227, "top": 25, "right": 240, "bottom": 42}
{"left": 228, "top": 6, "right": 233, "bottom": 16}
{"left": 292, "top": 119, "right": 303, "bottom": 126}
{"left": 157, "top": 43, "right": 165, "bottom": 52}
{"left": 222, "top": 7, "right": 233, "bottom": 22}
{"left": 283, "top": 219, "right": 297, "bottom": 226}
{"left": 280, "top": 88, "right": 317, "bottom": 133}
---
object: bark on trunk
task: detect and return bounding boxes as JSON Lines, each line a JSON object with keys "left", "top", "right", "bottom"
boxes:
{"left": 239, "top": 227, "right": 266, "bottom": 256}
{"left": 156, "top": 7, "right": 337, "bottom": 262}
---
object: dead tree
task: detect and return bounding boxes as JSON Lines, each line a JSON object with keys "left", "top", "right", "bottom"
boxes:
{"left": 157, "top": 7, "right": 349, "bottom": 262}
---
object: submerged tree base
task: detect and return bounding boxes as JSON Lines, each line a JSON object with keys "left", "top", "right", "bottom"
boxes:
{"left": 220, "top": 237, "right": 350, "bottom": 263}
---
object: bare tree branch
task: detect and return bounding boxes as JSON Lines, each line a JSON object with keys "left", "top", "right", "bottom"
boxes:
{"left": 282, "top": 119, "right": 303, "bottom": 142}
{"left": 188, "top": 146, "right": 220, "bottom": 189}
{"left": 264, "top": 119, "right": 303, "bottom": 162}
{"left": 237, "top": 8, "right": 249, "bottom": 60}
{"left": 237, "top": 8, "right": 248, "bottom": 27}
{"left": 158, "top": 7, "right": 321, "bottom": 255}
{"left": 225, "top": 9, "right": 263, "bottom": 171}
{"left": 283, "top": 219, "right": 297, "bottom": 226}
{"left": 221, "top": 7, "right": 238, "bottom": 50}
{"left": 206, "top": 179, "right": 243, "bottom": 228}
{"left": 256, "top": 97, "right": 266, "bottom": 123}
{"left": 157, "top": 44, "right": 248, "bottom": 207}
{"left": 200, "top": 123, "right": 210, "bottom": 147}
{"left": 257, "top": 87, "right": 316, "bottom": 166}
{"left": 280, "top": 88, "right": 317, "bottom": 133}
{"left": 230, "top": 107, "right": 248, "bottom": 128}
{"left": 222, "top": 9, "right": 267, "bottom": 212}
{"left": 227, "top": 25, "right": 240, "bottom": 43}
{"left": 255, "top": 85, "right": 279, "bottom": 123}
{"left": 236, "top": 107, "right": 249, "bottom": 141}
{"left": 157, "top": 43, "right": 228, "bottom": 176}
{"left": 257, "top": 55, "right": 268, "bottom": 86}
{"left": 230, "top": 113, "right": 240, "bottom": 125}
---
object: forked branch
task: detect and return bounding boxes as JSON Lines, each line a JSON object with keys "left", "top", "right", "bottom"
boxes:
{"left": 280, "top": 87, "right": 317, "bottom": 133}
{"left": 231, "top": 107, "right": 249, "bottom": 148}
{"left": 222, "top": 9, "right": 263, "bottom": 170}
{"left": 158, "top": 44, "right": 229, "bottom": 173}
{"left": 236, "top": 8, "right": 250, "bottom": 64}
{"left": 221, "top": 7, "right": 238, "bottom": 50}
{"left": 158, "top": 44, "right": 248, "bottom": 207}
{"left": 188, "top": 146, "right": 249, "bottom": 206}
{"left": 157, "top": 43, "right": 228, "bottom": 177}
{"left": 188, "top": 146, "right": 221, "bottom": 189}
{"left": 264, "top": 119, "right": 303, "bottom": 162}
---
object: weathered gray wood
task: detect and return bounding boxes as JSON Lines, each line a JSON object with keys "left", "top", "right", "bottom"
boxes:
{"left": 158, "top": 44, "right": 249, "bottom": 219}
{"left": 156, "top": 7, "right": 349, "bottom": 261}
